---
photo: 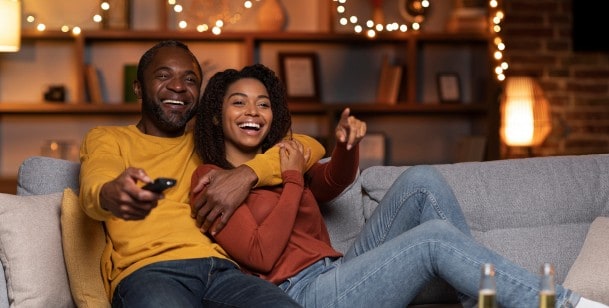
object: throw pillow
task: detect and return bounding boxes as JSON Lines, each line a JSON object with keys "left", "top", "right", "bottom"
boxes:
{"left": 60, "top": 188, "right": 110, "bottom": 307}
{"left": 0, "top": 192, "right": 74, "bottom": 307}
{"left": 563, "top": 216, "right": 609, "bottom": 304}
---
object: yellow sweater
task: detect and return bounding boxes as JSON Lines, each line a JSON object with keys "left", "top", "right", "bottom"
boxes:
{"left": 79, "top": 125, "right": 325, "bottom": 299}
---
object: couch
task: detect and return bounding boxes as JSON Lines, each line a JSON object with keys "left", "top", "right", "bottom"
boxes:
{"left": 1, "top": 154, "right": 608, "bottom": 307}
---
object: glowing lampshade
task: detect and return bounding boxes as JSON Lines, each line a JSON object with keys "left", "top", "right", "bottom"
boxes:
{"left": 0, "top": 0, "right": 21, "bottom": 52}
{"left": 500, "top": 77, "right": 552, "bottom": 147}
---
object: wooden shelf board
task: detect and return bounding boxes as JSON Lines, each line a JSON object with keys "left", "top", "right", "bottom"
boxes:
{"left": 0, "top": 103, "right": 141, "bottom": 115}
{"left": 21, "top": 30, "right": 491, "bottom": 44}
{"left": 0, "top": 102, "right": 486, "bottom": 116}
{"left": 0, "top": 177, "right": 17, "bottom": 195}
{"left": 289, "top": 102, "right": 487, "bottom": 114}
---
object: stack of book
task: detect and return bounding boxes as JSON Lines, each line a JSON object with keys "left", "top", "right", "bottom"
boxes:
{"left": 376, "top": 56, "right": 403, "bottom": 105}
{"left": 84, "top": 64, "right": 103, "bottom": 104}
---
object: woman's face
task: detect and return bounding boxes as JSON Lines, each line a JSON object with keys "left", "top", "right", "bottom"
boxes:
{"left": 222, "top": 77, "right": 273, "bottom": 164}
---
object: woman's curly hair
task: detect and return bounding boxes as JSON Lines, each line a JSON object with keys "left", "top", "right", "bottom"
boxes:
{"left": 194, "top": 63, "right": 292, "bottom": 169}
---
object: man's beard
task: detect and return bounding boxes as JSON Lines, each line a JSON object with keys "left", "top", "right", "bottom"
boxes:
{"left": 142, "top": 93, "right": 195, "bottom": 134}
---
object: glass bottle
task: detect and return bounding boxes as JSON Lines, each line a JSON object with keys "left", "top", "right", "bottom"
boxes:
{"left": 479, "top": 263, "right": 498, "bottom": 308}
{"left": 539, "top": 263, "right": 556, "bottom": 308}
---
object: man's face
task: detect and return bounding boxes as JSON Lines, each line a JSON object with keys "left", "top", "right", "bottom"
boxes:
{"left": 136, "top": 46, "right": 201, "bottom": 137}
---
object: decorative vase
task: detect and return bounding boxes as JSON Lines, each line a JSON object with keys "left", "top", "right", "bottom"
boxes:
{"left": 257, "top": 0, "right": 287, "bottom": 32}
{"left": 371, "top": 0, "right": 385, "bottom": 25}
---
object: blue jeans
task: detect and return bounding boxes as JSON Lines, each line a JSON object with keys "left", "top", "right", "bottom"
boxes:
{"left": 112, "top": 257, "right": 301, "bottom": 308}
{"left": 278, "top": 165, "right": 581, "bottom": 308}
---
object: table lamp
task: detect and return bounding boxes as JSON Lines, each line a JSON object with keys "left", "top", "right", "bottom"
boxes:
{"left": 0, "top": 0, "right": 21, "bottom": 52}
{"left": 500, "top": 76, "right": 552, "bottom": 157}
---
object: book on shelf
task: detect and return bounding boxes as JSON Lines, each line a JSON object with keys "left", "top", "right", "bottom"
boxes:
{"left": 376, "top": 56, "right": 403, "bottom": 105}
{"left": 84, "top": 64, "right": 104, "bottom": 104}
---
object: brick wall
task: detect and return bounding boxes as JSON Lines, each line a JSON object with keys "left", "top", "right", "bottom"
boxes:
{"left": 501, "top": 0, "right": 609, "bottom": 157}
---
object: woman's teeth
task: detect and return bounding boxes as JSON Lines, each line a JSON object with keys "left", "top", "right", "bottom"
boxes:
{"left": 239, "top": 122, "right": 261, "bottom": 130}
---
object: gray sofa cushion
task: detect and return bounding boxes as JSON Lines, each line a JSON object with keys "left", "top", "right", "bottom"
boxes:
{"left": 320, "top": 171, "right": 365, "bottom": 254}
{"left": 17, "top": 156, "right": 80, "bottom": 196}
{"left": 362, "top": 155, "right": 609, "bottom": 229}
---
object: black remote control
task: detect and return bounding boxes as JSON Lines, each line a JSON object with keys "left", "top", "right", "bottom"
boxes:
{"left": 142, "top": 177, "right": 177, "bottom": 193}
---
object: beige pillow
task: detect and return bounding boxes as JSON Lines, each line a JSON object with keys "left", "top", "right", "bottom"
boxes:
{"left": 0, "top": 192, "right": 74, "bottom": 307}
{"left": 563, "top": 216, "right": 609, "bottom": 304}
{"left": 60, "top": 188, "right": 110, "bottom": 308}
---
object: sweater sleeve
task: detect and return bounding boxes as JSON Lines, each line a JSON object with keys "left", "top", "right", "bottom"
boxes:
{"left": 307, "top": 142, "right": 360, "bottom": 203}
{"left": 200, "top": 169, "right": 305, "bottom": 273}
{"left": 79, "top": 127, "right": 125, "bottom": 221}
{"left": 244, "top": 133, "right": 325, "bottom": 188}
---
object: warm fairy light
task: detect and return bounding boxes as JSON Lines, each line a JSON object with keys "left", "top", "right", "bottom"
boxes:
{"left": 25, "top": 2, "right": 106, "bottom": 35}
{"left": 489, "top": 0, "right": 507, "bottom": 81}
{"left": 334, "top": 0, "right": 430, "bottom": 37}
{"left": 196, "top": 24, "right": 208, "bottom": 32}
{"left": 494, "top": 51, "right": 502, "bottom": 60}
{"left": 168, "top": 0, "right": 257, "bottom": 35}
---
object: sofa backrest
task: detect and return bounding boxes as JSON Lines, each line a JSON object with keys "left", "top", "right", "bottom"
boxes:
{"left": 361, "top": 154, "right": 609, "bottom": 230}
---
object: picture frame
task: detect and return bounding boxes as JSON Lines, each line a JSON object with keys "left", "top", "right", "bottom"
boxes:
{"left": 278, "top": 52, "right": 320, "bottom": 102}
{"left": 436, "top": 72, "right": 461, "bottom": 103}
{"left": 101, "top": 0, "right": 131, "bottom": 30}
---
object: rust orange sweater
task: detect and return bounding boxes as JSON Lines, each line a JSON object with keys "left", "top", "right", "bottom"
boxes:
{"left": 191, "top": 144, "right": 359, "bottom": 284}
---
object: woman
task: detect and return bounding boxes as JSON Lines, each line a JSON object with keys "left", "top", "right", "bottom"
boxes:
{"left": 191, "top": 63, "right": 606, "bottom": 308}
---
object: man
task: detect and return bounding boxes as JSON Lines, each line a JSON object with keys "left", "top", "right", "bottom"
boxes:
{"left": 79, "top": 40, "right": 324, "bottom": 307}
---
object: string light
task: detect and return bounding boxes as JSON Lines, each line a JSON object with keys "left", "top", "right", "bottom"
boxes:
{"left": 334, "top": 0, "right": 430, "bottom": 38}
{"left": 168, "top": 0, "right": 257, "bottom": 35}
{"left": 489, "top": 0, "right": 508, "bottom": 81}
{"left": 23, "top": 2, "right": 109, "bottom": 35}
